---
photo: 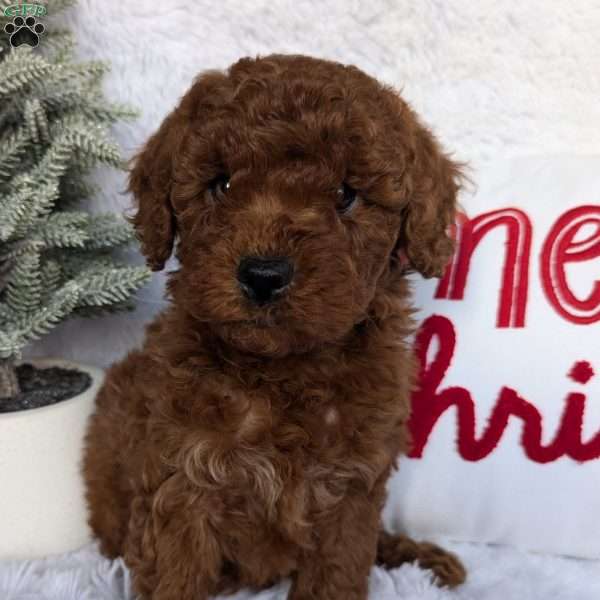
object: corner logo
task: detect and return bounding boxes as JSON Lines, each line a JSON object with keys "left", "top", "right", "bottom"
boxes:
{"left": 3, "top": 3, "right": 46, "bottom": 48}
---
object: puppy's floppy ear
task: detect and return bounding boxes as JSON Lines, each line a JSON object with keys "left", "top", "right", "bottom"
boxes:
{"left": 128, "top": 110, "right": 184, "bottom": 271}
{"left": 400, "top": 117, "right": 465, "bottom": 278}
{"left": 128, "top": 71, "right": 231, "bottom": 270}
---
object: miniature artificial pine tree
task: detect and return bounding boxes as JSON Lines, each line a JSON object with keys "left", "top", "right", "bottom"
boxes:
{"left": 0, "top": 0, "right": 151, "bottom": 400}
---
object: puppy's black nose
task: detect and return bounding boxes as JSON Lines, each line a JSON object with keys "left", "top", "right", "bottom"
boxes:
{"left": 237, "top": 257, "right": 294, "bottom": 306}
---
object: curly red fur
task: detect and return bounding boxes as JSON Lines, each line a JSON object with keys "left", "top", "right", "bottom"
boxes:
{"left": 83, "top": 54, "right": 466, "bottom": 600}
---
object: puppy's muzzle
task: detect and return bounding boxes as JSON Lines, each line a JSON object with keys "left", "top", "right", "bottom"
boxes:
{"left": 237, "top": 256, "right": 294, "bottom": 306}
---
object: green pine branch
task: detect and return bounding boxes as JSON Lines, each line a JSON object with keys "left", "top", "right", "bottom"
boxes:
{"left": 5, "top": 245, "right": 42, "bottom": 314}
{"left": 33, "top": 212, "right": 89, "bottom": 248}
{"left": 74, "top": 267, "right": 151, "bottom": 308}
{"left": 0, "top": 282, "right": 81, "bottom": 360}
{"left": 0, "top": 49, "right": 57, "bottom": 99}
{"left": 83, "top": 214, "right": 136, "bottom": 249}
{"left": 0, "top": 0, "right": 150, "bottom": 379}
{"left": 0, "top": 126, "right": 30, "bottom": 179}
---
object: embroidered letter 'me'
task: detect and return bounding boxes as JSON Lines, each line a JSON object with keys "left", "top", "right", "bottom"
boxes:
{"left": 436, "top": 208, "right": 532, "bottom": 328}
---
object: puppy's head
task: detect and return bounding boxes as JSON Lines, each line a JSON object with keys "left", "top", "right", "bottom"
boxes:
{"left": 129, "top": 55, "right": 463, "bottom": 356}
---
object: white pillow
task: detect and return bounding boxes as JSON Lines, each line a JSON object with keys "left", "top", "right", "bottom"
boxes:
{"left": 384, "top": 155, "right": 600, "bottom": 559}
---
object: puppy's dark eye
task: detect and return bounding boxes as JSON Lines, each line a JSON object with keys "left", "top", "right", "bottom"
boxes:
{"left": 336, "top": 183, "right": 358, "bottom": 213}
{"left": 207, "top": 174, "right": 230, "bottom": 200}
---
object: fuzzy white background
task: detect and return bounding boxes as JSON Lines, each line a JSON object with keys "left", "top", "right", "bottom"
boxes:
{"left": 12, "top": 1, "right": 600, "bottom": 599}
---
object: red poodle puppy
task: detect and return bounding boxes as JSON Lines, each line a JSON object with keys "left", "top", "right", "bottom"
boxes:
{"left": 83, "top": 54, "right": 466, "bottom": 600}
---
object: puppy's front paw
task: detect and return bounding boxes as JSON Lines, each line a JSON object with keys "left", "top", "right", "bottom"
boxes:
{"left": 417, "top": 542, "right": 466, "bottom": 588}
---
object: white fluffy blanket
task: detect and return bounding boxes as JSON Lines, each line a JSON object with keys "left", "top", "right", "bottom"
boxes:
{"left": 14, "top": 1, "right": 600, "bottom": 598}
{"left": 1, "top": 541, "right": 599, "bottom": 600}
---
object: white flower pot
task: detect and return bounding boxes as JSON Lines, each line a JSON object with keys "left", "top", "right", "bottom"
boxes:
{"left": 0, "top": 359, "right": 103, "bottom": 560}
